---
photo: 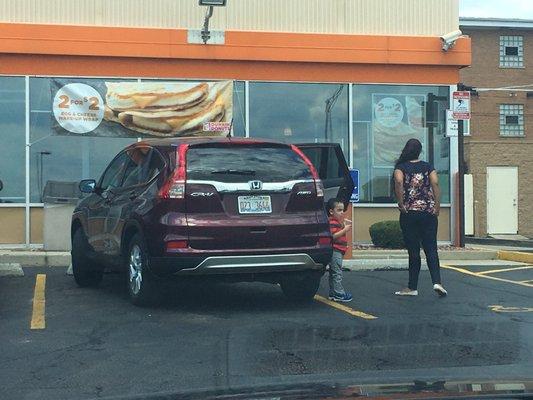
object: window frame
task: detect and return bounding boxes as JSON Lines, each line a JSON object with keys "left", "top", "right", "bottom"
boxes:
{"left": 499, "top": 104, "right": 525, "bottom": 137}
{"left": 500, "top": 35, "right": 524, "bottom": 68}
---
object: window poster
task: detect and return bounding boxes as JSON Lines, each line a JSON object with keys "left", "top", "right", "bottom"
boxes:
{"left": 371, "top": 94, "right": 428, "bottom": 167}
{"left": 51, "top": 80, "right": 233, "bottom": 138}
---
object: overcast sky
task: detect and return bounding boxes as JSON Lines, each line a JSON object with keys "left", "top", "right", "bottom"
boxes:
{"left": 460, "top": 0, "right": 533, "bottom": 19}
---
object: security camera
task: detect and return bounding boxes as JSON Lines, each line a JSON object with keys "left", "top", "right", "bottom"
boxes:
{"left": 440, "top": 30, "right": 462, "bottom": 51}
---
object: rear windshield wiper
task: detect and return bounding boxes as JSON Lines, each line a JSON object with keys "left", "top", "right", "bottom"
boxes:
{"left": 210, "top": 169, "right": 256, "bottom": 176}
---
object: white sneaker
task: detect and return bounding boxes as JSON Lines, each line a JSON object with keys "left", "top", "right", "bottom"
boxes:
{"left": 433, "top": 284, "right": 448, "bottom": 297}
{"left": 394, "top": 289, "right": 418, "bottom": 296}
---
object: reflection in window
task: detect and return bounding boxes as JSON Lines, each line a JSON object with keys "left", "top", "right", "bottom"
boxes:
{"left": 249, "top": 82, "right": 349, "bottom": 156}
{"left": 353, "top": 85, "right": 450, "bottom": 203}
{"left": 0, "top": 77, "right": 26, "bottom": 203}
{"left": 187, "top": 145, "right": 313, "bottom": 183}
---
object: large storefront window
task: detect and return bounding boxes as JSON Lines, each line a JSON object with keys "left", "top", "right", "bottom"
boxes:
{"left": 249, "top": 82, "right": 349, "bottom": 155}
{"left": 353, "top": 85, "right": 450, "bottom": 203}
{"left": 0, "top": 77, "right": 26, "bottom": 203}
{"left": 233, "top": 81, "right": 246, "bottom": 137}
{"left": 29, "top": 78, "right": 135, "bottom": 203}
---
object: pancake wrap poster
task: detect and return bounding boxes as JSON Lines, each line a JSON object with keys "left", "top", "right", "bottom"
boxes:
{"left": 372, "top": 94, "right": 428, "bottom": 167}
{"left": 51, "top": 79, "right": 233, "bottom": 137}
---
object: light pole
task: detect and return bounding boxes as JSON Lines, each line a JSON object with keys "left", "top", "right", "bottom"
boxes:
{"left": 198, "top": 0, "right": 227, "bottom": 44}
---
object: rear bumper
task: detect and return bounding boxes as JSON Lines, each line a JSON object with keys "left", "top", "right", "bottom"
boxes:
{"left": 150, "top": 248, "right": 331, "bottom": 276}
{"left": 177, "top": 253, "right": 322, "bottom": 275}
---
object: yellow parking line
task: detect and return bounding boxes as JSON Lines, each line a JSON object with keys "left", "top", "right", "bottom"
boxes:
{"left": 477, "top": 266, "right": 533, "bottom": 275}
{"left": 30, "top": 274, "right": 46, "bottom": 330}
{"left": 314, "top": 295, "right": 378, "bottom": 320}
{"left": 441, "top": 264, "right": 533, "bottom": 288}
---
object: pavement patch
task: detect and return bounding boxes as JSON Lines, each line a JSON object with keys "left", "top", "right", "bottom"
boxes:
{"left": 314, "top": 295, "right": 378, "bottom": 320}
{"left": 30, "top": 274, "right": 46, "bottom": 330}
{"left": 489, "top": 305, "right": 533, "bottom": 313}
{"left": 0, "top": 263, "right": 24, "bottom": 277}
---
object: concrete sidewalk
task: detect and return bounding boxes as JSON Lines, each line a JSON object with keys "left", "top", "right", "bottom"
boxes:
{"left": 1, "top": 247, "right": 531, "bottom": 276}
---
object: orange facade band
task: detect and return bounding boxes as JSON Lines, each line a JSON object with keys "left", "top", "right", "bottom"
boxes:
{"left": 0, "top": 23, "right": 470, "bottom": 84}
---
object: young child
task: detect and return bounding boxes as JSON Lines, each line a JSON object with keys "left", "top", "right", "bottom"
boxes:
{"left": 326, "top": 198, "right": 353, "bottom": 302}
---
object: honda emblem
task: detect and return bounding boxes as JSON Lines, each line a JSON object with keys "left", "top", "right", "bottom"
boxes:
{"left": 249, "top": 180, "right": 263, "bottom": 190}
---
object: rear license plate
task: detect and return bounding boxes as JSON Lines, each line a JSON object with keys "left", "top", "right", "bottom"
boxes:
{"left": 238, "top": 195, "right": 272, "bottom": 214}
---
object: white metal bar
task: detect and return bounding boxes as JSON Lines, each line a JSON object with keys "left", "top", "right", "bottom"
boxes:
{"left": 348, "top": 83, "right": 354, "bottom": 169}
{"left": 25, "top": 76, "right": 30, "bottom": 247}
{"left": 245, "top": 81, "right": 250, "bottom": 138}
{"left": 0, "top": 74, "right": 453, "bottom": 88}
{"left": 449, "top": 84, "right": 459, "bottom": 244}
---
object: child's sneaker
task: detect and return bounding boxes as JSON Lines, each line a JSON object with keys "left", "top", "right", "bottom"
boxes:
{"left": 329, "top": 292, "right": 353, "bottom": 302}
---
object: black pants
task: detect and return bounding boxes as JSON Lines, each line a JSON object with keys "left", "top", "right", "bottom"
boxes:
{"left": 399, "top": 211, "right": 442, "bottom": 290}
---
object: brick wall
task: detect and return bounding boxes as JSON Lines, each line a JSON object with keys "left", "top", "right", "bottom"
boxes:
{"left": 465, "top": 142, "right": 533, "bottom": 236}
{"left": 461, "top": 28, "right": 533, "bottom": 87}
{"left": 460, "top": 26, "right": 533, "bottom": 237}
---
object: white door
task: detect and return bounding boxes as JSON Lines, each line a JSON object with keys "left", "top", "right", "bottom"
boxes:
{"left": 487, "top": 167, "right": 518, "bottom": 234}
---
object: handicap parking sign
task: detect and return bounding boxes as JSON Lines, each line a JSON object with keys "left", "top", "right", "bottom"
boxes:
{"left": 349, "top": 169, "right": 359, "bottom": 203}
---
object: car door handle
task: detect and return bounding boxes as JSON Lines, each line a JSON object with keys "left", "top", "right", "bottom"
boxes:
{"left": 250, "top": 227, "right": 267, "bottom": 234}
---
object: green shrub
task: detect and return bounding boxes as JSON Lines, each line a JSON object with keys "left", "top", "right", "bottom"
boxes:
{"left": 369, "top": 220, "right": 405, "bottom": 249}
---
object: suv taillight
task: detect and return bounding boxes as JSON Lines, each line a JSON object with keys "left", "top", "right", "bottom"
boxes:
{"left": 159, "top": 144, "right": 189, "bottom": 199}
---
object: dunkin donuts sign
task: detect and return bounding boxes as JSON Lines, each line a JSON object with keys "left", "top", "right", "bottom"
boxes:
{"left": 51, "top": 79, "right": 233, "bottom": 138}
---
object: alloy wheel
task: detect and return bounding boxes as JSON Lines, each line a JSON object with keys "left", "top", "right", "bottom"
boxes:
{"left": 129, "top": 244, "right": 143, "bottom": 295}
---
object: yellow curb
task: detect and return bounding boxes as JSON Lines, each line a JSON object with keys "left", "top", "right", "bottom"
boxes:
{"left": 498, "top": 250, "right": 533, "bottom": 264}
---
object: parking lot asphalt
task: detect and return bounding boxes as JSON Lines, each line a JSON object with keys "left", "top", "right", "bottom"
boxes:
{"left": 0, "top": 262, "right": 532, "bottom": 400}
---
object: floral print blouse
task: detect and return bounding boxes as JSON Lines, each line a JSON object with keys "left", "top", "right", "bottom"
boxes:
{"left": 396, "top": 161, "right": 436, "bottom": 214}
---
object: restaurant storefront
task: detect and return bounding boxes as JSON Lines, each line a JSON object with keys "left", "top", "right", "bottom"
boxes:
{"left": 0, "top": 17, "right": 470, "bottom": 249}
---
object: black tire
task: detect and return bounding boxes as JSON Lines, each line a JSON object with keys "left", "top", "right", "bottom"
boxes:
{"left": 280, "top": 271, "right": 322, "bottom": 302}
{"left": 71, "top": 228, "right": 104, "bottom": 287}
{"left": 125, "top": 233, "right": 159, "bottom": 307}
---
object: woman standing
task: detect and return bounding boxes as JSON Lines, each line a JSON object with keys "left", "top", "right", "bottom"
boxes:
{"left": 393, "top": 138, "right": 447, "bottom": 297}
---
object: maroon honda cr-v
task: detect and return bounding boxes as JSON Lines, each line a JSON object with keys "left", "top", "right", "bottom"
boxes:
{"left": 72, "top": 137, "right": 353, "bottom": 306}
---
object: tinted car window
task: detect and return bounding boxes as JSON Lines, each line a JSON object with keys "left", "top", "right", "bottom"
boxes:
{"left": 122, "top": 147, "right": 151, "bottom": 188}
{"left": 146, "top": 150, "right": 166, "bottom": 182}
{"left": 300, "top": 146, "right": 343, "bottom": 180}
{"left": 325, "top": 147, "right": 344, "bottom": 180}
{"left": 187, "top": 145, "right": 313, "bottom": 183}
{"left": 99, "top": 152, "right": 130, "bottom": 191}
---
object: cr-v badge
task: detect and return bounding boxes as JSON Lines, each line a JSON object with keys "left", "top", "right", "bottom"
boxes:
{"left": 190, "top": 192, "right": 215, "bottom": 197}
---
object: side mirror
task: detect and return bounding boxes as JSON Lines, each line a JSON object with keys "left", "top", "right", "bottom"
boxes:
{"left": 0, "top": 180, "right": 3, "bottom": 192}
{"left": 79, "top": 179, "right": 97, "bottom": 194}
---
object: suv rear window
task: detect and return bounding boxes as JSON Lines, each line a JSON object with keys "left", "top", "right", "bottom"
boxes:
{"left": 186, "top": 145, "right": 313, "bottom": 183}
